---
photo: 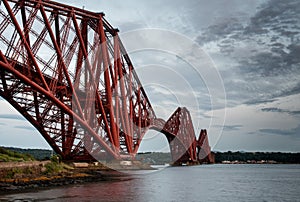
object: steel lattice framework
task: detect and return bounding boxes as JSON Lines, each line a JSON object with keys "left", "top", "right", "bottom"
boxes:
{"left": 0, "top": 0, "right": 212, "bottom": 164}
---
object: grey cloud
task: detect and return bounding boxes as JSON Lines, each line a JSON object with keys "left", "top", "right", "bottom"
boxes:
{"left": 238, "top": 0, "right": 300, "bottom": 73}
{"left": 117, "top": 21, "right": 146, "bottom": 32}
{"left": 261, "top": 107, "right": 300, "bottom": 115}
{"left": 279, "top": 82, "right": 300, "bottom": 97}
{"left": 214, "top": 124, "right": 243, "bottom": 131}
{"left": 285, "top": 44, "right": 300, "bottom": 65}
{"left": 224, "top": 125, "right": 243, "bottom": 131}
{"left": 0, "top": 114, "right": 25, "bottom": 121}
{"left": 259, "top": 124, "right": 300, "bottom": 137}
{"left": 14, "top": 125, "right": 35, "bottom": 131}
{"left": 197, "top": 0, "right": 300, "bottom": 106}
{"left": 289, "top": 111, "right": 300, "bottom": 115}
{"left": 259, "top": 128, "right": 293, "bottom": 136}
{"left": 239, "top": 52, "right": 290, "bottom": 77}
{"left": 261, "top": 107, "right": 284, "bottom": 113}
{"left": 238, "top": 44, "right": 300, "bottom": 79}
{"left": 217, "top": 39, "right": 236, "bottom": 55}
{"left": 197, "top": 17, "right": 244, "bottom": 45}
{"left": 244, "top": 98, "right": 278, "bottom": 106}
{"left": 245, "top": 0, "right": 300, "bottom": 37}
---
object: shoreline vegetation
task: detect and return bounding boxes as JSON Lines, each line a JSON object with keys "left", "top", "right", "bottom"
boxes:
{"left": 0, "top": 147, "right": 153, "bottom": 193}
{"left": 136, "top": 151, "right": 300, "bottom": 165}
{"left": 3, "top": 147, "right": 300, "bottom": 165}
{"left": 1, "top": 147, "right": 300, "bottom": 193}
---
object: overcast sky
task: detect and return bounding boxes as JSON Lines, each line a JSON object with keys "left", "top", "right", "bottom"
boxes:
{"left": 0, "top": 0, "right": 299, "bottom": 152}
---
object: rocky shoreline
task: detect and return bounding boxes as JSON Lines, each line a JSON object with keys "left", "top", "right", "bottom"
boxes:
{"left": 0, "top": 160, "right": 154, "bottom": 194}
{"left": 0, "top": 173, "right": 102, "bottom": 194}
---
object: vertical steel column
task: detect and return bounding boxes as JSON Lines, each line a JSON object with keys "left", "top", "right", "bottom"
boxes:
{"left": 98, "top": 14, "right": 120, "bottom": 153}
{"left": 113, "top": 32, "right": 121, "bottom": 151}
{"left": 115, "top": 34, "right": 133, "bottom": 154}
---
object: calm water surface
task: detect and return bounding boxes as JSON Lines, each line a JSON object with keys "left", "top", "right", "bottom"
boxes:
{"left": 0, "top": 164, "right": 299, "bottom": 202}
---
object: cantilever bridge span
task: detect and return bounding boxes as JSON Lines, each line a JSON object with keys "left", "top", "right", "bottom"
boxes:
{"left": 0, "top": 0, "right": 212, "bottom": 164}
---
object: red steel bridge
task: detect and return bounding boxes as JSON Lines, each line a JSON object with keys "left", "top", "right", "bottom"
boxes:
{"left": 0, "top": 0, "right": 213, "bottom": 165}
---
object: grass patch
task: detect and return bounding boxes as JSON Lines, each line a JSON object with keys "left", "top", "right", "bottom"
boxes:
{"left": 43, "top": 162, "right": 65, "bottom": 174}
{"left": 43, "top": 156, "right": 71, "bottom": 175}
{"left": 0, "top": 147, "right": 34, "bottom": 162}
{"left": 4, "top": 168, "right": 23, "bottom": 179}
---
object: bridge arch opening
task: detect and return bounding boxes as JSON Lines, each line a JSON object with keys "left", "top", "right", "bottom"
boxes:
{"left": 136, "top": 128, "right": 172, "bottom": 165}
{"left": 138, "top": 129, "right": 170, "bottom": 153}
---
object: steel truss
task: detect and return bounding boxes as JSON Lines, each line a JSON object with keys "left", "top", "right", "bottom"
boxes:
{"left": 0, "top": 0, "right": 212, "bottom": 164}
